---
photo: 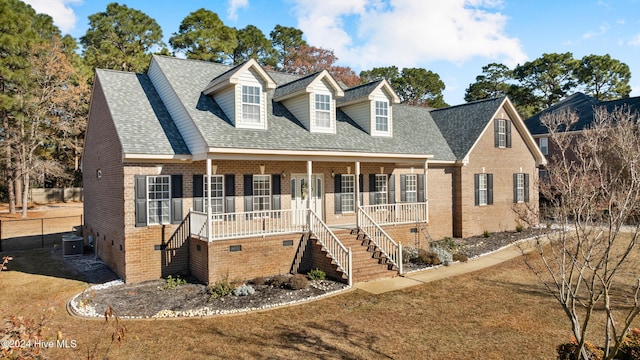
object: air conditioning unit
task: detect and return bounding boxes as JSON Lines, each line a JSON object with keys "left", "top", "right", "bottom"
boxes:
{"left": 62, "top": 234, "right": 84, "bottom": 257}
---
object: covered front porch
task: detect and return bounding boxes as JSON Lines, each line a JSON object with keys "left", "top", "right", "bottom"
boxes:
{"left": 186, "top": 155, "right": 431, "bottom": 285}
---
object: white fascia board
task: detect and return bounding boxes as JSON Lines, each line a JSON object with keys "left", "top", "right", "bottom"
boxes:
{"left": 122, "top": 153, "right": 193, "bottom": 162}
{"left": 204, "top": 147, "right": 433, "bottom": 163}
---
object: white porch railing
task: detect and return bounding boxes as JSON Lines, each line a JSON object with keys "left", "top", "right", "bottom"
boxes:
{"left": 190, "top": 208, "right": 308, "bottom": 241}
{"left": 309, "top": 210, "right": 352, "bottom": 286}
{"left": 359, "top": 201, "right": 428, "bottom": 226}
{"left": 357, "top": 207, "right": 403, "bottom": 274}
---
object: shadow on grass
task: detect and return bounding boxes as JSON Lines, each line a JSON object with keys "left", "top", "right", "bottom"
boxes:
{"left": 199, "top": 320, "right": 394, "bottom": 359}
{"left": 1, "top": 247, "right": 113, "bottom": 284}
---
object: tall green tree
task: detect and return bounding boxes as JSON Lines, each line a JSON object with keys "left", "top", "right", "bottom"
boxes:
{"left": 269, "top": 25, "right": 307, "bottom": 70}
{"left": 577, "top": 54, "right": 631, "bottom": 101}
{"left": 81, "top": 2, "right": 164, "bottom": 72}
{"left": 464, "top": 63, "right": 513, "bottom": 102}
{"left": 359, "top": 66, "right": 400, "bottom": 83}
{"left": 0, "top": 0, "right": 39, "bottom": 212}
{"left": 169, "top": 8, "right": 236, "bottom": 63}
{"left": 360, "top": 66, "right": 447, "bottom": 108}
{"left": 233, "top": 25, "right": 275, "bottom": 66}
{"left": 513, "top": 52, "right": 579, "bottom": 111}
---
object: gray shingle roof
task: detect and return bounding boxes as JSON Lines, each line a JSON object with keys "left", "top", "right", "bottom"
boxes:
{"left": 152, "top": 55, "right": 446, "bottom": 158}
{"left": 337, "top": 80, "right": 382, "bottom": 104}
{"left": 273, "top": 71, "right": 322, "bottom": 99}
{"left": 430, "top": 97, "right": 505, "bottom": 159}
{"left": 524, "top": 93, "right": 640, "bottom": 135}
{"left": 95, "top": 69, "right": 190, "bottom": 156}
{"left": 96, "top": 55, "right": 515, "bottom": 163}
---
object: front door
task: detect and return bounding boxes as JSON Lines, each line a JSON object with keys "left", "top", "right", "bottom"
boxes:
{"left": 291, "top": 174, "right": 323, "bottom": 225}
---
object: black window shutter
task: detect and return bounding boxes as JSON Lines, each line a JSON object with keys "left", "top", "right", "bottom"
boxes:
{"left": 359, "top": 174, "right": 364, "bottom": 206}
{"left": 192, "top": 175, "right": 203, "bottom": 212}
{"left": 244, "top": 175, "right": 253, "bottom": 212}
{"left": 506, "top": 120, "right": 512, "bottom": 148}
{"left": 474, "top": 174, "right": 480, "bottom": 206}
{"left": 334, "top": 174, "right": 342, "bottom": 214}
{"left": 369, "top": 174, "right": 376, "bottom": 205}
{"left": 487, "top": 174, "right": 494, "bottom": 205}
{"left": 291, "top": 179, "right": 296, "bottom": 201}
{"left": 524, "top": 173, "right": 530, "bottom": 203}
{"left": 171, "top": 175, "right": 183, "bottom": 224}
{"left": 494, "top": 119, "right": 499, "bottom": 147}
{"left": 417, "top": 174, "right": 425, "bottom": 202}
{"left": 388, "top": 174, "right": 395, "bottom": 204}
{"left": 135, "top": 175, "right": 147, "bottom": 227}
{"left": 225, "top": 174, "right": 235, "bottom": 213}
{"left": 272, "top": 174, "right": 281, "bottom": 211}
{"left": 513, "top": 173, "right": 518, "bottom": 203}
{"left": 400, "top": 174, "right": 407, "bottom": 202}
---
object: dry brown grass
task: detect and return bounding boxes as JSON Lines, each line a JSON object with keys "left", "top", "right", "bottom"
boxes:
{"left": 1, "top": 246, "right": 590, "bottom": 360}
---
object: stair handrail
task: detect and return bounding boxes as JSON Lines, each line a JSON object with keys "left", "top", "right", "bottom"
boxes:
{"left": 309, "top": 210, "right": 352, "bottom": 286}
{"left": 358, "top": 207, "right": 403, "bottom": 275}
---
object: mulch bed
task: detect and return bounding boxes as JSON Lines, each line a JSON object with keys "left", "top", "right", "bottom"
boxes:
{"left": 67, "top": 228, "right": 548, "bottom": 319}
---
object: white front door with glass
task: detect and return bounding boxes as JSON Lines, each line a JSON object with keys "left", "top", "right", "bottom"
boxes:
{"left": 291, "top": 174, "right": 323, "bottom": 225}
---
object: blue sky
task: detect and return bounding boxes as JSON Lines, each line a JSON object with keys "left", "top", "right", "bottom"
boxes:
{"left": 23, "top": 0, "right": 640, "bottom": 105}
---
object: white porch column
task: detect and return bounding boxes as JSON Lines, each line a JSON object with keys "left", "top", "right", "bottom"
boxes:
{"left": 206, "top": 158, "right": 213, "bottom": 242}
{"left": 355, "top": 161, "right": 361, "bottom": 228}
{"left": 307, "top": 160, "right": 312, "bottom": 228}
{"left": 424, "top": 159, "right": 429, "bottom": 222}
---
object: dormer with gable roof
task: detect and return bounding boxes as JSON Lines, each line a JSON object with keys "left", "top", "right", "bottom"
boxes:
{"left": 337, "top": 79, "right": 400, "bottom": 137}
{"left": 202, "top": 58, "right": 276, "bottom": 130}
{"left": 273, "top": 70, "right": 344, "bottom": 134}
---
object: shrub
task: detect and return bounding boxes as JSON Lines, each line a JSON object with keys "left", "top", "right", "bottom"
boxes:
{"left": 417, "top": 249, "right": 441, "bottom": 266}
{"left": 307, "top": 268, "right": 326, "bottom": 281}
{"left": 233, "top": 284, "right": 255, "bottom": 296}
{"left": 430, "top": 246, "right": 453, "bottom": 266}
{"left": 452, "top": 253, "right": 468, "bottom": 262}
{"left": 288, "top": 274, "right": 308, "bottom": 290}
{"left": 483, "top": 230, "right": 491, "bottom": 238}
{"left": 250, "top": 276, "right": 266, "bottom": 286}
{"left": 163, "top": 275, "right": 187, "bottom": 290}
{"left": 208, "top": 276, "right": 236, "bottom": 299}
{"left": 515, "top": 224, "right": 524, "bottom": 233}
{"left": 403, "top": 247, "right": 419, "bottom": 263}
{"left": 270, "top": 274, "right": 289, "bottom": 288}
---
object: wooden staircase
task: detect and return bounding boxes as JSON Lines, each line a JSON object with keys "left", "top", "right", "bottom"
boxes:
{"left": 333, "top": 228, "right": 398, "bottom": 283}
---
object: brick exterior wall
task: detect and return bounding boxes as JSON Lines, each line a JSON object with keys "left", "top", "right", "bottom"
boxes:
{"left": 426, "top": 166, "right": 455, "bottom": 239}
{"left": 83, "top": 77, "right": 126, "bottom": 280}
{"left": 460, "top": 107, "right": 539, "bottom": 237}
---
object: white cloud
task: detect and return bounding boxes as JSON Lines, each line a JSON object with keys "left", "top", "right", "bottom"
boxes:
{"left": 228, "top": 0, "right": 249, "bottom": 21}
{"left": 582, "top": 23, "right": 610, "bottom": 39}
{"left": 22, "top": 0, "right": 82, "bottom": 34}
{"left": 291, "top": 0, "right": 527, "bottom": 71}
{"left": 629, "top": 34, "right": 640, "bottom": 46}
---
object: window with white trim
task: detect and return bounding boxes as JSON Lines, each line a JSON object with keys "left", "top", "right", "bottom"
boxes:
{"left": 147, "top": 175, "right": 171, "bottom": 225}
{"left": 516, "top": 173, "right": 524, "bottom": 202}
{"left": 241, "top": 85, "right": 261, "bottom": 124}
{"left": 204, "top": 175, "right": 224, "bottom": 215}
{"left": 315, "top": 93, "right": 331, "bottom": 129}
{"left": 252, "top": 175, "right": 271, "bottom": 211}
{"left": 540, "top": 137, "right": 548, "bottom": 155}
{"left": 341, "top": 174, "right": 355, "bottom": 212}
{"left": 478, "top": 174, "right": 488, "bottom": 206}
{"left": 374, "top": 174, "right": 388, "bottom": 205}
{"left": 405, "top": 174, "right": 417, "bottom": 203}
{"left": 375, "top": 101, "right": 389, "bottom": 132}
{"left": 497, "top": 119, "right": 506, "bottom": 148}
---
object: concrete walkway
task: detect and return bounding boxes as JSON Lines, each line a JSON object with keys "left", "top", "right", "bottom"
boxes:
{"left": 355, "top": 238, "right": 539, "bottom": 294}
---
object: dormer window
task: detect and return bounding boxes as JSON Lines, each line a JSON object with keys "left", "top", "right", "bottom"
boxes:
{"left": 375, "top": 101, "right": 389, "bottom": 132}
{"left": 315, "top": 94, "right": 331, "bottom": 129}
{"left": 241, "top": 85, "right": 261, "bottom": 124}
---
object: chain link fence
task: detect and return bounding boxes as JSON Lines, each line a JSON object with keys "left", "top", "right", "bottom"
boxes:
{"left": 0, "top": 215, "right": 83, "bottom": 252}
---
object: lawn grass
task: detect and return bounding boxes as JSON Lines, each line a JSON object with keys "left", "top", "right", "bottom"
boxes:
{"left": 0, "top": 247, "right": 588, "bottom": 360}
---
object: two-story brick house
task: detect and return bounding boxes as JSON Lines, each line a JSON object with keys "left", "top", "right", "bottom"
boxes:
{"left": 83, "top": 55, "right": 545, "bottom": 285}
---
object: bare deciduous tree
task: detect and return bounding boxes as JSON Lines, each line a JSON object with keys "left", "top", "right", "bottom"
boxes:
{"left": 518, "top": 106, "right": 640, "bottom": 359}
